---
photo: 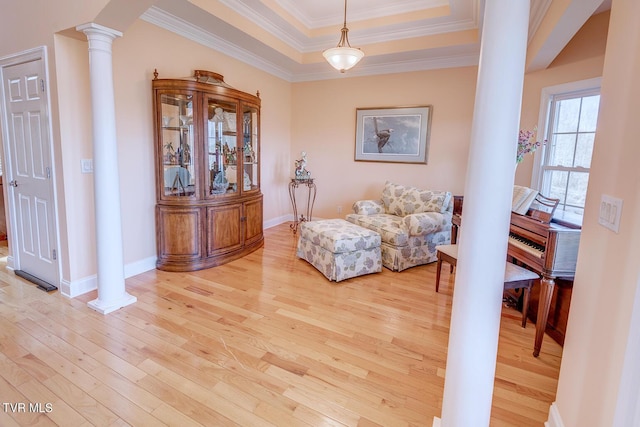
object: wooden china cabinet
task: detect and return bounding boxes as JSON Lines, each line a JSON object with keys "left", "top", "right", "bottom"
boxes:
{"left": 152, "top": 70, "right": 263, "bottom": 271}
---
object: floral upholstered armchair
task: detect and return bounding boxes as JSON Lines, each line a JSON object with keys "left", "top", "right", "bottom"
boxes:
{"left": 345, "top": 181, "right": 453, "bottom": 271}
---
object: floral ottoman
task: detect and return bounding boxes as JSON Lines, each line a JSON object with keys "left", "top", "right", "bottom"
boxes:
{"left": 297, "top": 219, "right": 382, "bottom": 282}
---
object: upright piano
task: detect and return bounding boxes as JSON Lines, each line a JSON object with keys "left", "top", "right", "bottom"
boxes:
{"left": 452, "top": 196, "right": 581, "bottom": 356}
{"left": 508, "top": 211, "right": 581, "bottom": 356}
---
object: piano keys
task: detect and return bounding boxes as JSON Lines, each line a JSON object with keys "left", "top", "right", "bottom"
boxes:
{"left": 509, "top": 212, "right": 581, "bottom": 276}
{"left": 508, "top": 233, "right": 544, "bottom": 257}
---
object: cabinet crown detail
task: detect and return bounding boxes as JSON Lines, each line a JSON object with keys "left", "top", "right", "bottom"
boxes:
{"left": 153, "top": 69, "right": 263, "bottom": 271}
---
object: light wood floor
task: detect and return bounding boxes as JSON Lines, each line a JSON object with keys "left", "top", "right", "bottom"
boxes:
{"left": 0, "top": 224, "right": 562, "bottom": 426}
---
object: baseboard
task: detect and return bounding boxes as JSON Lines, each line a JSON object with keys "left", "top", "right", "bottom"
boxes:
{"left": 264, "top": 215, "right": 291, "bottom": 229}
{"left": 264, "top": 215, "right": 332, "bottom": 229}
{"left": 61, "top": 256, "right": 157, "bottom": 298}
{"left": 60, "top": 275, "right": 96, "bottom": 298}
{"left": 124, "top": 255, "right": 156, "bottom": 278}
{"left": 545, "top": 402, "right": 565, "bottom": 427}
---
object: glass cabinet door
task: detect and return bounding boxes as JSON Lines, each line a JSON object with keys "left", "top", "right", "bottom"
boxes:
{"left": 242, "top": 104, "right": 259, "bottom": 192}
{"left": 160, "top": 93, "right": 195, "bottom": 198}
{"left": 206, "top": 96, "right": 238, "bottom": 196}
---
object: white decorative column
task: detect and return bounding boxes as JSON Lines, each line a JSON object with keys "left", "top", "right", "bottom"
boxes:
{"left": 436, "top": 0, "right": 530, "bottom": 426}
{"left": 77, "top": 22, "right": 136, "bottom": 314}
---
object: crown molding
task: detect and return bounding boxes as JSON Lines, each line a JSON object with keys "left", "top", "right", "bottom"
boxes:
{"left": 141, "top": 6, "right": 295, "bottom": 81}
{"left": 142, "top": 5, "right": 481, "bottom": 83}
{"left": 268, "top": 0, "right": 450, "bottom": 29}
{"left": 218, "top": 0, "right": 479, "bottom": 53}
{"left": 529, "top": 0, "right": 553, "bottom": 42}
{"left": 292, "top": 52, "right": 479, "bottom": 82}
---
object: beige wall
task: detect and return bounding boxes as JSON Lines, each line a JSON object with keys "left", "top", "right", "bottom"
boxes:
{"left": 554, "top": 0, "right": 640, "bottom": 424}
{"left": 53, "top": 34, "right": 95, "bottom": 280}
{"left": 0, "top": 0, "right": 109, "bottom": 58}
{"left": 516, "top": 11, "right": 609, "bottom": 185}
{"left": 291, "top": 68, "right": 477, "bottom": 219}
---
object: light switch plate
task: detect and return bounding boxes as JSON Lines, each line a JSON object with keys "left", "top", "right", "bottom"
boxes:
{"left": 598, "top": 194, "right": 623, "bottom": 233}
{"left": 81, "top": 158, "right": 93, "bottom": 174}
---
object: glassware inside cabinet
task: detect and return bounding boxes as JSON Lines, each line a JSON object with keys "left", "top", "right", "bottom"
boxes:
{"left": 242, "top": 105, "right": 259, "bottom": 191}
{"left": 207, "top": 98, "right": 238, "bottom": 195}
{"left": 161, "top": 93, "right": 195, "bottom": 197}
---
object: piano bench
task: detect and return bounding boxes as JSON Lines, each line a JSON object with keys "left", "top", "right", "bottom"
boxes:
{"left": 435, "top": 244, "right": 539, "bottom": 328}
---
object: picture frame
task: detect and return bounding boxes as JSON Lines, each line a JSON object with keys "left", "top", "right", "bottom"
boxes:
{"left": 354, "top": 106, "right": 432, "bottom": 163}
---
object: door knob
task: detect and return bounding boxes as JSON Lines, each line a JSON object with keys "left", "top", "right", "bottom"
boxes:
{"left": 8, "top": 180, "right": 17, "bottom": 187}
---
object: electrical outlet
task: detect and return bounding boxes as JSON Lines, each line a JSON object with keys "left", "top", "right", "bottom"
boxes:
{"left": 337, "top": 205, "right": 343, "bottom": 214}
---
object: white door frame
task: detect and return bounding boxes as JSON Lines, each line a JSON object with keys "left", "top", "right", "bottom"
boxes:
{"left": 0, "top": 45, "right": 61, "bottom": 286}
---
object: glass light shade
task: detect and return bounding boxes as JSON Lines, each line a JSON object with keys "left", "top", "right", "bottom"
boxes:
{"left": 323, "top": 46, "right": 364, "bottom": 73}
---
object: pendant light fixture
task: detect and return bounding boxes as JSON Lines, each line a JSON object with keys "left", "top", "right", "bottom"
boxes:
{"left": 322, "top": 0, "right": 364, "bottom": 73}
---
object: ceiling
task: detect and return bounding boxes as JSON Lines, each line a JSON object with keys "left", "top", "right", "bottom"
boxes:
{"left": 140, "top": 0, "right": 612, "bottom": 82}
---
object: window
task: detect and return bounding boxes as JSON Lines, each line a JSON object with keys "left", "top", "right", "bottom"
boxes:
{"left": 532, "top": 79, "right": 601, "bottom": 220}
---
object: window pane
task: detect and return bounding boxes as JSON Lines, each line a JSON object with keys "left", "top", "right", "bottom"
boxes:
{"left": 556, "top": 98, "right": 581, "bottom": 133}
{"left": 565, "top": 205, "right": 584, "bottom": 216}
{"left": 550, "top": 134, "right": 576, "bottom": 167}
{"left": 539, "top": 86, "right": 599, "bottom": 220}
{"left": 546, "top": 170, "right": 568, "bottom": 204}
{"left": 578, "top": 95, "right": 600, "bottom": 132}
{"left": 574, "top": 133, "right": 594, "bottom": 168}
{"left": 566, "top": 171, "right": 589, "bottom": 208}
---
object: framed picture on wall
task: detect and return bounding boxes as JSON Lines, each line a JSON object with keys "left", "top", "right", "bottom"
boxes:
{"left": 354, "top": 106, "right": 432, "bottom": 163}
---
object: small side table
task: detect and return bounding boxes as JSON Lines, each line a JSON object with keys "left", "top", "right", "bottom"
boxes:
{"left": 289, "top": 178, "right": 316, "bottom": 233}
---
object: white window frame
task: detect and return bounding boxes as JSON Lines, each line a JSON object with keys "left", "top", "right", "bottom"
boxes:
{"left": 531, "top": 77, "right": 602, "bottom": 214}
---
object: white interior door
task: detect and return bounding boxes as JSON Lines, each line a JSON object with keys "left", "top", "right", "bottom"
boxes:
{"left": 1, "top": 50, "right": 59, "bottom": 289}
